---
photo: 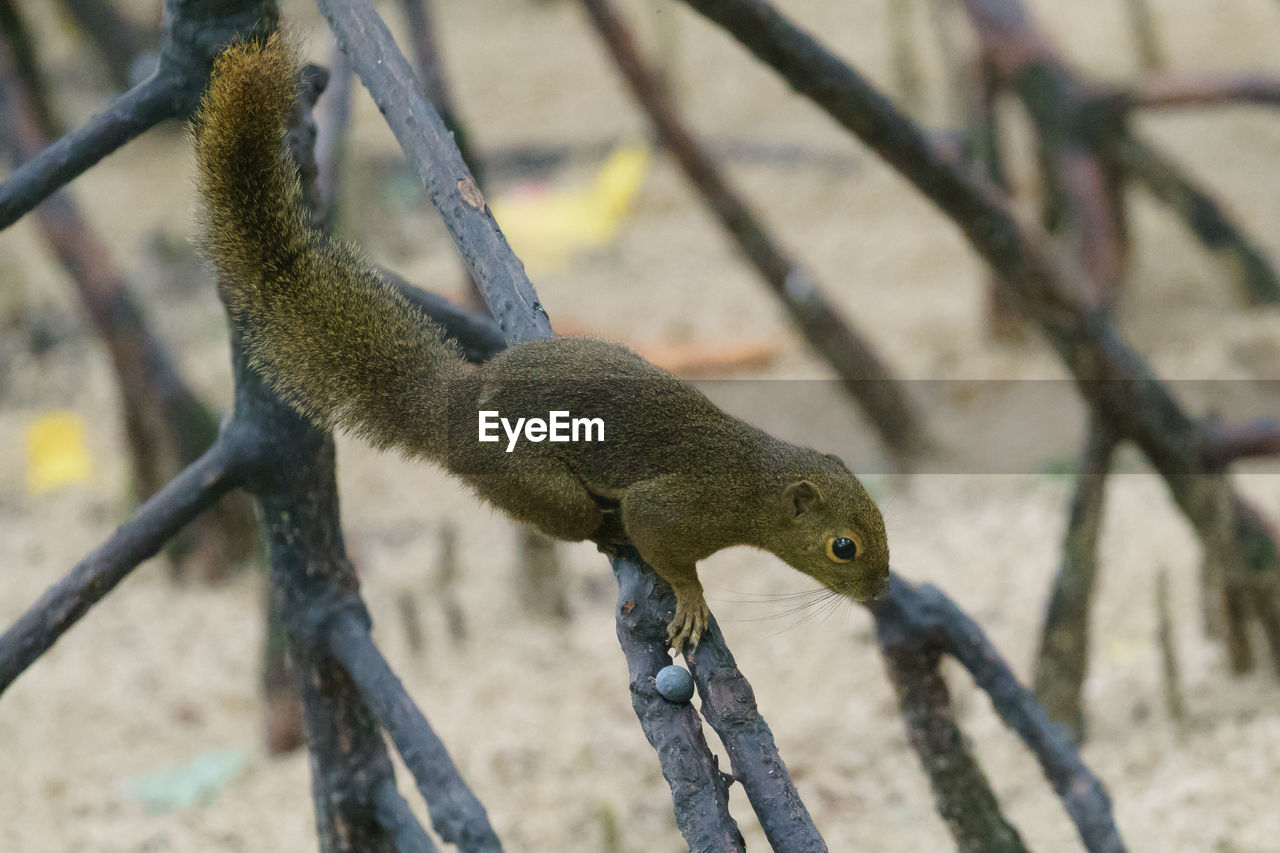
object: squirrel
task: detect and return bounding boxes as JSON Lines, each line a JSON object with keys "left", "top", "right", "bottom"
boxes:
{"left": 191, "top": 35, "right": 890, "bottom": 650}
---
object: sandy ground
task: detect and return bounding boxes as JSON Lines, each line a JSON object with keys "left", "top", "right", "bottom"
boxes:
{"left": 4, "top": 0, "right": 1280, "bottom": 850}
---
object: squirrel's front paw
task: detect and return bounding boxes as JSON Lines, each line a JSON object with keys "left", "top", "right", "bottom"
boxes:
{"left": 667, "top": 592, "right": 709, "bottom": 653}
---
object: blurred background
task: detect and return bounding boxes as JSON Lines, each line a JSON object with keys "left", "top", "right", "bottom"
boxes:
{"left": 2, "top": 0, "right": 1280, "bottom": 850}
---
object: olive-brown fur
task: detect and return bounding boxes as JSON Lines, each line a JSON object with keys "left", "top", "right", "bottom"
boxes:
{"left": 192, "top": 36, "right": 889, "bottom": 649}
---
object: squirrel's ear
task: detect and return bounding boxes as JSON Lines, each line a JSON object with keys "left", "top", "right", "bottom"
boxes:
{"left": 782, "top": 480, "right": 822, "bottom": 518}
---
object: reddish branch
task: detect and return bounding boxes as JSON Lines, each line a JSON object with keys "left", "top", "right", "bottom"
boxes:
{"left": 579, "top": 0, "right": 925, "bottom": 462}
{"left": 957, "top": 0, "right": 1127, "bottom": 301}
{"left": 1202, "top": 418, "right": 1280, "bottom": 468}
{"left": 1128, "top": 72, "right": 1280, "bottom": 110}
{"left": 954, "top": 0, "right": 1280, "bottom": 305}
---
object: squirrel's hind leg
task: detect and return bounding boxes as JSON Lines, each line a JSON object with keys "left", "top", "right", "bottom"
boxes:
{"left": 466, "top": 461, "right": 605, "bottom": 542}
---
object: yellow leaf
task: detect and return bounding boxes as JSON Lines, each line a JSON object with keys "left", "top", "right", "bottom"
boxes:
{"left": 491, "top": 145, "right": 650, "bottom": 275}
{"left": 25, "top": 411, "right": 92, "bottom": 494}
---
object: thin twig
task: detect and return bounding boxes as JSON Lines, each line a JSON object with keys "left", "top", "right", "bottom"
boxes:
{"left": 0, "top": 72, "right": 184, "bottom": 229}
{"left": 1127, "top": 72, "right": 1280, "bottom": 110}
{"left": 1121, "top": 0, "right": 1164, "bottom": 71}
{"left": 1108, "top": 132, "right": 1280, "bottom": 304}
{"left": 1155, "top": 569, "right": 1187, "bottom": 725}
{"left": 1034, "top": 415, "right": 1117, "bottom": 742}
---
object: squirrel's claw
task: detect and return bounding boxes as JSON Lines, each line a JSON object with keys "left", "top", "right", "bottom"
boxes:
{"left": 667, "top": 591, "right": 709, "bottom": 653}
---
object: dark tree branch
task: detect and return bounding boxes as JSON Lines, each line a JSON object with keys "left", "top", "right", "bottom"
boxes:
{"left": 1034, "top": 415, "right": 1117, "bottom": 742}
{"left": 325, "top": 612, "right": 504, "bottom": 853}
{"left": 0, "top": 0, "right": 277, "bottom": 232}
{"left": 284, "top": 63, "right": 495, "bottom": 851}
{"left": 0, "top": 433, "right": 250, "bottom": 697}
{"left": 579, "top": 0, "right": 925, "bottom": 463}
{"left": 317, "top": 0, "right": 552, "bottom": 343}
{"left": 397, "top": 0, "right": 484, "bottom": 188}
{"left": 316, "top": 4, "right": 823, "bottom": 846}
{"left": 0, "top": 71, "right": 185, "bottom": 230}
{"left": 673, "top": 0, "right": 1279, "bottom": 674}
{"left": 236, "top": 337, "right": 400, "bottom": 853}
{"left": 874, "top": 575, "right": 1127, "bottom": 853}
{"left": 397, "top": 0, "right": 490, "bottom": 312}
{"left": 611, "top": 551, "right": 746, "bottom": 852}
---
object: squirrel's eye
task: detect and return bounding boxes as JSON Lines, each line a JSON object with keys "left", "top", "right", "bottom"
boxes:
{"left": 827, "top": 537, "right": 857, "bottom": 562}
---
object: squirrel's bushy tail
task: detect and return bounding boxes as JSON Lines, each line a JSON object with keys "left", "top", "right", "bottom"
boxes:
{"left": 192, "top": 34, "right": 464, "bottom": 456}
